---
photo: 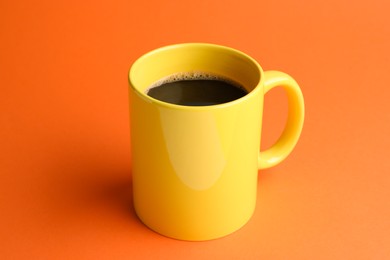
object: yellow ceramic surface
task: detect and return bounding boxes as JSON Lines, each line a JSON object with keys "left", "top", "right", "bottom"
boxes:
{"left": 129, "top": 43, "right": 304, "bottom": 241}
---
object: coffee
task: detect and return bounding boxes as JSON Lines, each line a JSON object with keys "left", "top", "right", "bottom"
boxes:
{"left": 146, "top": 73, "right": 248, "bottom": 106}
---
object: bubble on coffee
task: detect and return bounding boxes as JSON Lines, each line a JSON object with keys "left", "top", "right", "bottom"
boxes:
{"left": 146, "top": 72, "right": 248, "bottom": 106}
{"left": 147, "top": 71, "right": 239, "bottom": 89}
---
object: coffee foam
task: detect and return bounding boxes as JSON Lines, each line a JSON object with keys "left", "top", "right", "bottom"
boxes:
{"left": 146, "top": 71, "right": 245, "bottom": 93}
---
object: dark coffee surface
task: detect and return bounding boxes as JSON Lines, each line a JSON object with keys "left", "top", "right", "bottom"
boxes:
{"left": 147, "top": 79, "right": 248, "bottom": 106}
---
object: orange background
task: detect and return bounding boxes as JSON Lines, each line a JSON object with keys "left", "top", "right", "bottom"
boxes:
{"left": 1, "top": 0, "right": 389, "bottom": 259}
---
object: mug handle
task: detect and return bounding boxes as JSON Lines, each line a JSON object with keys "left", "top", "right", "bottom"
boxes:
{"left": 258, "top": 71, "right": 305, "bottom": 169}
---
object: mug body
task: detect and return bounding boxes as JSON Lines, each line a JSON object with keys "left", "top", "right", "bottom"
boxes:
{"left": 129, "top": 43, "right": 264, "bottom": 241}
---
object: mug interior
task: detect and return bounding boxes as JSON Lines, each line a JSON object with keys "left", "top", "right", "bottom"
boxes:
{"left": 129, "top": 43, "right": 262, "bottom": 105}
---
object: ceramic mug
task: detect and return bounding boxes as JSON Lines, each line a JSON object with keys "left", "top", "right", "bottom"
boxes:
{"left": 128, "top": 43, "right": 304, "bottom": 241}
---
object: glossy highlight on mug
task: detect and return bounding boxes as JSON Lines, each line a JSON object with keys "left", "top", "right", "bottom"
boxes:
{"left": 159, "top": 108, "right": 226, "bottom": 190}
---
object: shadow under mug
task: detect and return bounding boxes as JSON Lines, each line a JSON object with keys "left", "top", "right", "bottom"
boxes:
{"left": 129, "top": 43, "right": 304, "bottom": 241}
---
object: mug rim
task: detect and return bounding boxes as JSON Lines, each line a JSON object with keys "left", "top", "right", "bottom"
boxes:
{"left": 129, "top": 43, "right": 264, "bottom": 110}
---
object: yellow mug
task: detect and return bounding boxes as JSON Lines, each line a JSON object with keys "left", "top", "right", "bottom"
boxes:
{"left": 129, "top": 43, "right": 304, "bottom": 241}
